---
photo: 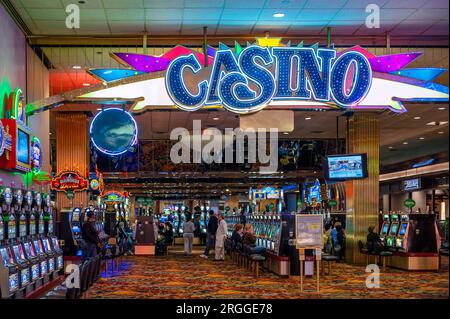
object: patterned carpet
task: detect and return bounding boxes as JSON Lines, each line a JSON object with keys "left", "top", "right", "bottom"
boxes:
{"left": 86, "top": 246, "right": 449, "bottom": 299}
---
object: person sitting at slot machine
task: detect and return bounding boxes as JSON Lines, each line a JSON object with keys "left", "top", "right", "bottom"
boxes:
{"left": 231, "top": 224, "right": 244, "bottom": 247}
{"left": 81, "top": 211, "right": 102, "bottom": 263}
{"left": 242, "top": 224, "right": 266, "bottom": 255}
{"left": 366, "top": 226, "right": 383, "bottom": 254}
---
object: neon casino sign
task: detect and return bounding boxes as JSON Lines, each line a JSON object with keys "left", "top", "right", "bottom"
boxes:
{"left": 68, "top": 39, "right": 449, "bottom": 114}
{"left": 166, "top": 46, "right": 372, "bottom": 113}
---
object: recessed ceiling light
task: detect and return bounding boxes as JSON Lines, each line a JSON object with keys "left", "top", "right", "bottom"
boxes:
{"left": 283, "top": 132, "right": 289, "bottom": 135}
{"left": 273, "top": 12, "right": 285, "bottom": 18}
{"left": 438, "top": 131, "right": 444, "bottom": 134}
{"left": 419, "top": 137, "right": 425, "bottom": 140}
{"left": 82, "top": 83, "right": 90, "bottom": 87}
{"left": 413, "top": 116, "right": 421, "bottom": 120}
{"left": 388, "top": 146, "right": 394, "bottom": 149}
{"left": 305, "top": 117, "right": 312, "bottom": 120}
{"left": 213, "top": 117, "right": 219, "bottom": 121}
{"left": 403, "top": 142, "right": 408, "bottom": 145}
{"left": 438, "top": 107, "right": 446, "bottom": 110}
{"left": 72, "top": 65, "right": 82, "bottom": 69}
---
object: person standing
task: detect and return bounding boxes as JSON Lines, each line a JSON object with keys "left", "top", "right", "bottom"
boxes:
{"left": 200, "top": 210, "right": 218, "bottom": 258}
{"left": 183, "top": 216, "right": 195, "bottom": 256}
{"left": 240, "top": 209, "right": 247, "bottom": 226}
{"left": 81, "top": 211, "right": 101, "bottom": 263}
{"left": 214, "top": 213, "right": 228, "bottom": 261}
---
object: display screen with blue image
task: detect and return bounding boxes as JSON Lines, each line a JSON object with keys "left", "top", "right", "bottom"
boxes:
{"left": 325, "top": 154, "right": 368, "bottom": 180}
{"left": 17, "top": 129, "right": 30, "bottom": 165}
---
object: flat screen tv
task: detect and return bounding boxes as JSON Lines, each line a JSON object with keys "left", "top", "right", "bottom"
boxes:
{"left": 16, "top": 127, "right": 31, "bottom": 170}
{"left": 324, "top": 153, "right": 368, "bottom": 181}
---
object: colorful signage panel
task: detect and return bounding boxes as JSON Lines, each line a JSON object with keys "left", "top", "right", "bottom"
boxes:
{"left": 51, "top": 171, "right": 88, "bottom": 193}
{"left": 77, "top": 39, "right": 448, "bottom": 115}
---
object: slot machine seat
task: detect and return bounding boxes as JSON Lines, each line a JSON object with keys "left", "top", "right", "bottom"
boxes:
{"left": 378, "top": 251, "right": 393, "bottom": 272}
{"left": 321, "top": 254, "right": 339, "bottom": 275}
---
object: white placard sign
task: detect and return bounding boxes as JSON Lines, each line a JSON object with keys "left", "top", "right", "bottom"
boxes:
{"left": 295, "top": 214, "right": 324, "bottom": 249}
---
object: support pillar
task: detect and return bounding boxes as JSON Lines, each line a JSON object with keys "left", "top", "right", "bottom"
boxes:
{"left": 55, "top": 113, "right": 89, "bottom": 214}
{"left": 345, "top": 113, "right": 380, "bottom": 264}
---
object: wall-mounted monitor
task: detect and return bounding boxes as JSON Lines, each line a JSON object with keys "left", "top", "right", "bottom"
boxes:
{"left": 324, "top": 154, "right": 368, "bottom": 181}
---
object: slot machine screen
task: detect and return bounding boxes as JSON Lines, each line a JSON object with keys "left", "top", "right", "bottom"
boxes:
{"left": 382, "top": 224, "right": 389, "bottom": 234}
{"left": 390, "top": 224, "right": 398, "bottom": 235}
{"left": 19, "top": 219, "right": 27, "bottom": 237}
{"left": 72, "top": 208, "right": 80, "bottom": 222}
{"left": 40, "top": 261, "right": 47, "bottom": 274}
{"left": 9, "top": 273, "right": 19, "bottom": 292}
{"left": 57, "top": 255, "right": 63, "bottom": 269}
{"left": 31, "top": 264, "right": 39, "bottom": 280}
{"left": 49, "top": 258, "right": 55, "bottom": 272}
{"left": 34, "top": 240, "right": 41, "bottom": 254}
{"left": 0, "top": 223, "right": 4, "bottom": 240}
{"left": 1, "top": 248, "right": 12, "bottom": 267}
{"left": 30, "top": 216, "right": 36, "bottom": 235}
{"left": 21, "top": 268, "right": 30, "bottom": 285}
{"left": 52, "top": 238, "right": 60, "bottom": 250}
{"left": 44, "top": 239, "right": 52, "bottom": 252}
{"left": 24, "top": 242, "right": 36, "bottom": 257}
{"left": 399, "top": 223, "right": 408, "bottom": 236}
{"left": 13, "top": 245, "right": 24, "bottom": 261}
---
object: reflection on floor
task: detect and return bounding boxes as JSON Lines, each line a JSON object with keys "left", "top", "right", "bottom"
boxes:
{"left": 86, "top": 246, "right": 449, "bottom": 299}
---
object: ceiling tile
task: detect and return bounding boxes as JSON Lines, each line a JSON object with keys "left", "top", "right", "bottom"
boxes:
{"left": 331, "top": 9, "right": 366, "bottom": 21}
{"left": 298, "top": 9, "right": 338, "bottom": 21}
{"left": 421, "top": 21, "right": 449, "bottom": 36}
{"left": 215, "top": 25, "right": 254, "bottom": 35}
{"left": 13, "top": 5, "right": 32, "bottom": 20}
{"left": 19, "top": 0, "right": 63, "bottom": 8}
{"left": 259, "top": 9, "right": 301, "bottom": 20}
{"left": 344, "top": 0, "right": 389, "bottom": 8}
{"left": 407, "top": 9, "right": 449, "bottom": 20}
{"left": 76, "top": 20, "right": 110, "bottom": 32}
{"left": 182, "top": 20, "right": 218, "bottom": 34}
{"left": 390, "top": 21, "right": 435, "bottom": 35}
{"left": 108, "top": 20, "right": 146, "bottom": 33}
{"left": 102, "top": 0, "right": 145, "bottom": 8}
{"left": 220, "top": 9, "right": 261, "bottom": 21}
{"left": 34, "top": 20, "right": 77, "bottom": 35}
{"left": 303, "top": 0, "right": 347, "bottom": 9}
{"left": 183, "top": 8, "right": 222, "bottom": 20}
{"left": 321, "top": 25, "right": 361, "bottom": 35}
{"left": 145, "top": 8, "right": 183, "bottom": 20}
{"left": 148, "top": 23, "right": 181, "bottom": 35}
{"left": 382, "top": 0, "right": 428, "bottom": 8}
{"left": 379, "top": 8, "right": 416, "bottom": 20}
{"left": 422, "top": 0, "right": 450, "bottom": 8}
{"left": 26, "top": 8, "right": 67, "bottom": 20}
{"left": 185, "top": 0, "right": 225, "bottom": 8}
{"left": 106, "top": 9, "right": 146, "bottom": 20}
{"left": 225, "top": 0, "right": 264, "bottom": 8}
{"left": 143, "top": 0, "right": 184, "bottom": 8}
{"left": 285, "top": 25, "right": 323, "bottom": 35}
{"left": 79, "top": 9, "right": 108, "bottom": 21}
{"left": 60, "top": 0, "right": 104, "bottom": 9}
{"left": 264, "top": 0, "right": 307, "bottom": 9}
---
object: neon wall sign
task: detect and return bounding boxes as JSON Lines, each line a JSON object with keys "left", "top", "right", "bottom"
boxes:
{"left": 166, "top": 46, "right": 372, "bottom": 113}
{"left": 74, "top": 39, "right": 448, "bottom": 114}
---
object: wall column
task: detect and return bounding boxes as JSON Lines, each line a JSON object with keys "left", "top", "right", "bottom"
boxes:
{"left": 55, "top": 113, "right": 89, "bottom": 214}
{"left": 345, "top": 112, "right": 380, "bottom": 264}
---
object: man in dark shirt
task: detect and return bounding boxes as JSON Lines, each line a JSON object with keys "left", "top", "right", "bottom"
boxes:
{"left": 200, "top": 210, "right": 218, "bottom": 258}
{"left": 81, "top": 211, "right": 101, "bottom": 263}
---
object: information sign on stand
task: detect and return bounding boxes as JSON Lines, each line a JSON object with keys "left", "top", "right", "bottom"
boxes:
{"left": 295, "top": 214, "right": 324, "bottom": 292}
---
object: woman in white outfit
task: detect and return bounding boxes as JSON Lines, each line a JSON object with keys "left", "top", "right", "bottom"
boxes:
{"left": 214, "top": 213, "right": 228, "bottom": 261}
{"left": 183, "top": 216, "right": 195, "bottom": 256}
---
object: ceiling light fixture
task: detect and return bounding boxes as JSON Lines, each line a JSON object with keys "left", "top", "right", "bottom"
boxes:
{"left": 403, "top": 142, "right": 408, "bottom": 145}
{"left": 72, "top": 65, "right": 82, "bottom": 69}
{"left": 413, "top": 116, "right": 421, "bottom": 120}
{"left": 419, "top": 137, "right": 425, "bottom": 140}
{"left": 438, "top": 131, "right": 444, "bottom": 134}
{"left": 388, "top": 146, "right": 394, "bottom": 149}
{"left": 438, "top": 107, "right": 446, "bottom": 110}
{"left": 213, "top": 117, "right": 219, "bottom": 121}
{"left": 283, "top": 132, "right": 289, "bottom": 135}
{"left": 82, "top": 83, "right": 90, "bottom": 87}
{"left": 305, "top": 117, "right": 312, "bottom": 120}
{"left": 273, "top": 12, "right": 285, "bottom": 18}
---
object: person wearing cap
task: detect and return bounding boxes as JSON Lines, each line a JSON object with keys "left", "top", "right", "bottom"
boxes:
{"left": 81, "top": 210, "right": 101, "bottom": 262}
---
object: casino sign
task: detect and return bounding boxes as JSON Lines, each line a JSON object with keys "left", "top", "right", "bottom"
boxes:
{"left": 62, "top": 38, "right": 450, "bottom": 115}
{"left": 51, "top": 170, "right": 89, "bottom": 193}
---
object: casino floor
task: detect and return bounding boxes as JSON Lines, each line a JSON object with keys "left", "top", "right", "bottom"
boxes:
{"left": 46, "top": 246, "right": 448, "bottom": 299}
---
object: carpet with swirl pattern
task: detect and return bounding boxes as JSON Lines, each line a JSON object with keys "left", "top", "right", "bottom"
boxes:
{"left": 85, "top": 247, "right": 449, "bottom": 299}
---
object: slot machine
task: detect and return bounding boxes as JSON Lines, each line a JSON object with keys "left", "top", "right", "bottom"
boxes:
{"left": 31, "top": 236, "right": 50, "bottom": 284}
{"left": 386, "top": 214, "right": 400, "bottom": 249}
{"left": 396, "top": 214, "right": 410, "bottom": 251}
{"left": 0, "top": 241, "right": 20, "bottom": 298}
{"left": 44, "top": 203, "right": 64, "bottom": 273}
{"left": 379, "top": 214, "right": 391, "bottom": 245}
